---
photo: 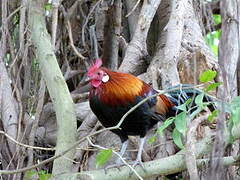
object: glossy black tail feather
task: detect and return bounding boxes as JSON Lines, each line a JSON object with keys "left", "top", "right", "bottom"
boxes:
{"left": 164, "top": 84, "right": 215, "bottom": 113}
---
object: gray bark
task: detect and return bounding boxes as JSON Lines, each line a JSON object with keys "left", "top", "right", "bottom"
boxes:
{"left": 102, "top": 0, "right": 122, "bottom": 70}
{"left": 28, "top": 0, "right": 77, "bottom": 176}
{"left": 119, "top": 0, "right": 162, "bottom": 75}
{"left": 218, "top": 0, "right": 240, "bottom": 101}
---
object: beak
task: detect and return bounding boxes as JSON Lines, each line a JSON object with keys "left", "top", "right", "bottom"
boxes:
{"left": 84, "top": 76, "right": 91, "bottom": 85}
{"left": 78, "top": 76, "right": 91, "bottom": 87}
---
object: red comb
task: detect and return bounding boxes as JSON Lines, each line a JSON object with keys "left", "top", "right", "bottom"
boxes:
{"left": 87, "top": 59, "right": 102, "bottom": 76}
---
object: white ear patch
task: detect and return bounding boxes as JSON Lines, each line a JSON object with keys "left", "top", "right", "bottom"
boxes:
{"left": 102, "top": 74, "right": 109, "bottom": 83}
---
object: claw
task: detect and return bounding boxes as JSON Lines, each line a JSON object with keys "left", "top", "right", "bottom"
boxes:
{"left": 132, "top": 160, "right": 144, "bottom": 168}
{"left": 104, "top": 163, "right": 124, "bottom": 174}
{"left": 129, "top": 159, "right": 146, "bottom": 173}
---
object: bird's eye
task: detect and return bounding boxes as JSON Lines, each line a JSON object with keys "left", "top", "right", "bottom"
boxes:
{"left": 97, "top": 72, "right": 101, "bottom": 75}
{"left": 102, "top": 73, "right": 109, "bottom": 82}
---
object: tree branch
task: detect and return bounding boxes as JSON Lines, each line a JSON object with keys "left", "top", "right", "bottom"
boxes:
{"left": 102, "top": 0, "right": 122, "bottom": 70}
{"left": 151, "top": 0, "right": 187, "bottom": 88}
{"left": 28, "top": 0, "right": 77, "bottom": 176}
{"left": 119, "top": 0, "right": 162, "bottom": 75}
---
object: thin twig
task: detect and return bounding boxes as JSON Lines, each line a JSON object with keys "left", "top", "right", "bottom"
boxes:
{"left": 27, "top": 78, "right": 46, "bottom": 166}
{"left": 87, "top": 137, "right": 144, "bottom": 180}
{"left": 51, "top": 0, "right": 61, "bottom": 48}
{"left": 90, "top": 25, "right": 99, "bottom": 59}
{"left": 66, "top": 20, "right": 86, "bottom": 60}
{"left": 81, "top": 0, "right": 102, "bottom": 47}
{"left": 6, "top": 5, "right": 23, "bottom": 21}
{"left": 125, "top": 0, "right": 141, "bottom": 17}
{"left": 66, "top": 0, "right": 84, "bottom": 18}
{"left": 0, "top": 130, "right": 55, "bottom": 151}
{"left": 19, "top": 0, "right": 27, "bottom": 55}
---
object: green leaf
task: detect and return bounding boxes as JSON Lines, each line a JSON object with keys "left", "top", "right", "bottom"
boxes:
{"left": 176, "top": 104, "right": 187, "bottom": 112}
{"left": 199, "top": 70, "right": 217, "bottom": 83}
{"left": 174, "top": 112, "right": 187, "bottom": 135}
{"left": 25, "top": 170, "right": 36, "bottom": 179}
{"left": 148, "top": 135, "right": 157, "bottom": 144}
{"left": 208, "top": 109, "right": 219, "bottom": 123}
{"left": 37, "top": 170, "right": 51, "bottom": 180}
{"left": 39, "top": 173, "right": 52, "bottom": 180}
{"left": 195, "top": 93, "right": 204, "bottom": 108}
{"left": 44, "top": 3, "right": 52, "bottom": 11}
{"left": 172, "top": 128, "right": 184, "bottom": 149}
{"left": 204, "top": 82, "right": 222, "bottom": 92}
{"left": 185, "top": 98, "right": 193, "bottom": 106}
{"left": 231, "top": 108, "right": 240, "bottom": 126}
{"left": 176, "top": 98, "right": 192, "bottom": 112}
{"left": 229, "top": 96, "right": 240, "bottom": 126}
{"left": 157, "top": 117, "right": 174, "bottom": 135}
{"left": 213, "top": 14, "right": 221, "bottom": 24}
{"left": 211, "top": 45, "right": 218, "bottom": 56}
{"left": 96, "top": 149, "right": 113, "bottom": 168}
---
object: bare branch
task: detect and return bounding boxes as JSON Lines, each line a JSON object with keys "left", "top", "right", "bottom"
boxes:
{"left": 152, "top": 0, "right": 187, "bottom": 88}
{"left": 29, "top": 0, "right": 77, "bottom": 176}
{"left": 51, "top": 0, "right": 62, "bottom": 48}
{"left": 102, "top": 0, "right": 122, "bottom": 70}
{"left": 0, "top": 0, "right": 18, "bottom": 155}
{"left": 186, "top": 113, "right": 210, "bottom": 180}
{"left": 27, "top": 78, "right": 46, "bottom": 166}
{"left": 125, "top": 0, "right": 141, "bottom": 18}
{"left": 119, "top": 0, "right": 162, "bottom": 75}
{"left": 82, "top": 0, "right": 102, "bottom": 48}
{"left": 90, "top": 25, "right": 99, "bottom": 59}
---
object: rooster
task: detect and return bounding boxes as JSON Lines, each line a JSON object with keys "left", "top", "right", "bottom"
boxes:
{"left": 87, "top": 58, "right": 213, "bottom": 166}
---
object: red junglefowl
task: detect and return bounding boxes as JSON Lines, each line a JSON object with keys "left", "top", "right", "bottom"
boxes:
{"left": 87, "top": 58, "right": 214, "bottom": 166}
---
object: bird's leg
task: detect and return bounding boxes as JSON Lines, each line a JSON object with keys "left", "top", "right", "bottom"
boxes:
{"left": 104, "top": 140, "right": 129, "bottom": 173}
{"left": 116, "top": 140, "right": 129, "bottom": 164}
{"left": 132, "top": 137, "right": 146, "bottom": 168}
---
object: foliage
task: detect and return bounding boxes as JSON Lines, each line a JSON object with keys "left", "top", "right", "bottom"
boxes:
{"left": 95, "top": 149, "right": 113, "bottom": 168}
{"left": 208, "top": 109, "right": 219, "bottom": 123}
{"left": 199, "top": 69, "right": 217, "bottom": 83}
{"left": 152, "top": 69, "right": 219, "bottom": 149}
{"left": 227, "top": 96, "right": 240, "bottom": 143}
{"left": 25, "top": 170, "right": 52, "bottom": 180}
{"left": 44, "top": 3, "right": 52, "bottom": 11}
{"left": 205, "top": 15, "right": 221, "bottom": 56}
{"left": 199, "top": 69, "right": 221, "bottom": 93}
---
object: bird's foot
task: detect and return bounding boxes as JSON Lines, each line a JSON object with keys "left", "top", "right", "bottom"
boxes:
{"left": 103, "top": 162, "right": 125, "bottom": 174}
{"left": 129, "top": 160, "right": 147, "bottom": 173}
{"left": 130, "top": 159, "right": 144, "bottom": 169}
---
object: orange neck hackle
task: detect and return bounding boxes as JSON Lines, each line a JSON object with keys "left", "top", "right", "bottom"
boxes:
{"left": 90, "top": 68, "right": 151, "bottom": 106}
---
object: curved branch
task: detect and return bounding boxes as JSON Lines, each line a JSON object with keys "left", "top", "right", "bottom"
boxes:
{"left": 150, "top": 0, "right": 187, "bottom": 88}
{"left": 119, "top": 0, "right": 162, "bottom": 75}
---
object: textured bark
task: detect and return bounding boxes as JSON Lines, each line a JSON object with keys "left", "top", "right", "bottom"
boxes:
{"left": 125, "top": 0, "right": 141, "bottom": 39}
{"left": 0, "top": 49, "right": 18, "bottom": 156}
{"left": 148, "top": 0, "right": 219, "bottom": 89}
{"left": 218, "top": 0, "right": 240, "bottom": 101}
{"left": 150, "top": 0, "right": 187, "bottom": 88}
{"left": 210, "top": 1, "right": 240, "bottom": 180}
{"left": 102, "top": 0, "right": 122, "bottom": 70}
{"left": 119, "top": 0, "right": 162, "bottom": 75}
{"left": 0, "top": 0, "right": 18, "bottom": 156}
{"left": 28, "top": 0, "right": 77, "bottom": 176}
